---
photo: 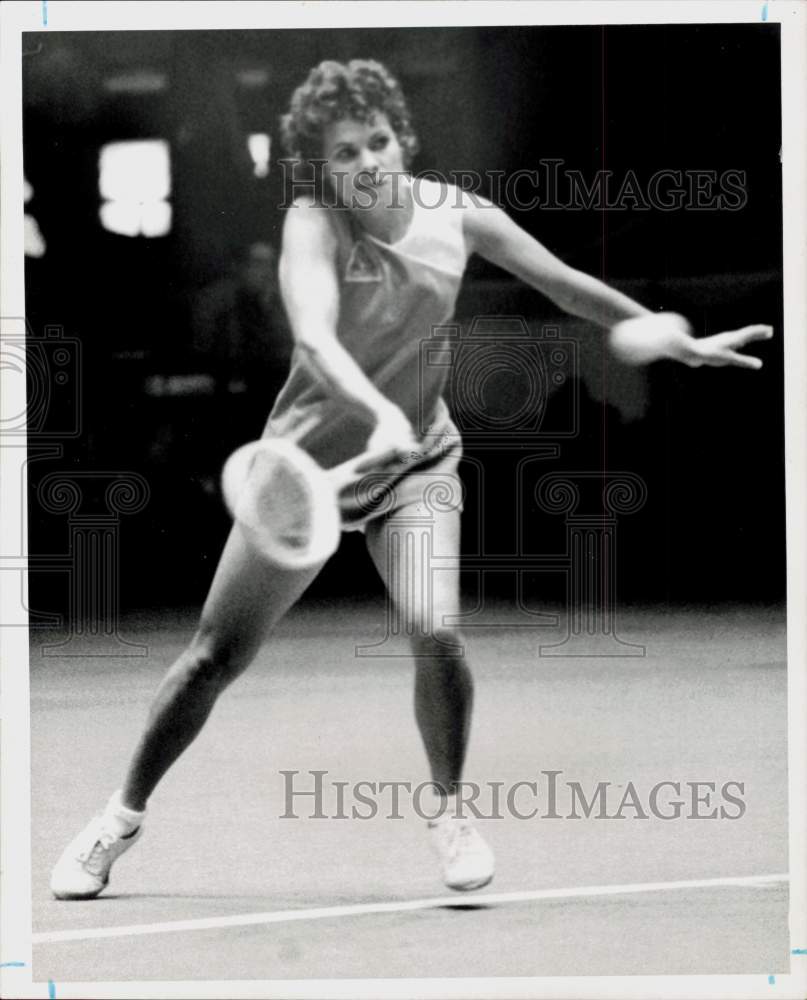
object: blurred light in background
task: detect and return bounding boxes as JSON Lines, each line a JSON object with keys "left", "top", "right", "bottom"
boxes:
{"left": 98, "top": 139, "right": 172, "bottom": 237}
{"left": 103, "top": 70, "right": 168, "bottom": 94}
{"left": 236, "top": 67, "right": 270, "bottom": 88}
{"left": 247, "top": 132, "right": 271, "bottom": 179}
{"left": 24, "top": 176, "right": 46, "bottom": 257}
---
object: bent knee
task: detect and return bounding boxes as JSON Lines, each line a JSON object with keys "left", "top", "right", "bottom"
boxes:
{"left": 181, "top": 629, "right": 254, "bottom": 689}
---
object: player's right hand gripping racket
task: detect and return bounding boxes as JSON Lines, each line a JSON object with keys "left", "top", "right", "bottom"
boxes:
{"left": 221, "top": 438, "right": 396, "bottom": 569}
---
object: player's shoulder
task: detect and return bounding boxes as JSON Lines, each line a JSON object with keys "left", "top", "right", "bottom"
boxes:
{"left": 281, "top": 197, "right": 340, "bottom": 253}
{"left": 410, "top": 176, "right": 496, "bottom": 227}
{"left": 283, "top": 193, "right": 333, "bottom": 224}
{"left": 410, "top": 175, "right": 472, "bottom": 211}
{"left": 410, "top": 177, "right": 497, "bottom": 255}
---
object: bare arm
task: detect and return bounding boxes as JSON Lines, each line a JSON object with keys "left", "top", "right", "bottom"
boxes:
{"left": 462, "top": 196, "right": 772, "bottom": 368}
{"left": 462, "top": 197, "right": 651, "bottom": 327}
{"left": 278, "top": 202, "right": 414, "bottom": 451}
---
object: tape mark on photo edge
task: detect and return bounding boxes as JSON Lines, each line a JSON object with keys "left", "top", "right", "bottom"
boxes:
{"left": 792, "top": 948, "right": 807, "bottom": 955}
{"left": 0, "top": 962, "right": 26, "bottom": 967}
{"left": 768, "top": 974, "right": 775, "bottom": 984}
{"left": 48, "top": 979, "right": 56, "bottom": 998}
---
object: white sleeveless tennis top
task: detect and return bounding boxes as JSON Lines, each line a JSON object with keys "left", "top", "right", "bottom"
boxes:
{"left": 265, "top": 178, "right": 470, "bottom": 526}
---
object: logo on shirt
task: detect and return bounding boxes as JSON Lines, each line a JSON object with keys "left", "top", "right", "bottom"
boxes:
{"left": 345, "top": 241, "right": 383, "bottom": 283}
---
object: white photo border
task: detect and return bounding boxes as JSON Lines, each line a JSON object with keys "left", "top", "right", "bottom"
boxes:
{"left": 1, "top": 2, "right": 804, "bottom": 998}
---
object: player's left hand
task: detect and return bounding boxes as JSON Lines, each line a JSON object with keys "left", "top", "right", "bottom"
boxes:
{"left": 685, "top": 324, "right": 774, "bottom": 370}
{"left": 608, "top": 314, "right": 774, "bottom": 370}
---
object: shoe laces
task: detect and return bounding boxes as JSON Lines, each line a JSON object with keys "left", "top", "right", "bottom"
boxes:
{"left": 454, "top": 821, "right": 480, "bottom": 854}
{"left": 76, "top": 817, "right": 119, "bottom": 871}
{"left": 433, "top": 817, "right": 476, "bottom": 861}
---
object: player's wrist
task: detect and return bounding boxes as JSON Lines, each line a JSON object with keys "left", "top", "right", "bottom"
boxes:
{"left": 660, "top": 314, "right": 700, "bottom": 366}
{"left": 680, "top": 337, "right": 705, "bottom": 368}
{"left": 646, "top": 312, "right": 695, "bottom": 365}
{"left": 368, "top": 401, "right": 417, "bottom": 459}
{"left": 371, "top": 399, "right": 407, "bottom": 426}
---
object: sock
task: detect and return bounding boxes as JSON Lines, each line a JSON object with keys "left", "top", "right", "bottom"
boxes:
{"left": 427, "top": 791, "right": 459, "bottom": 825}
{"left": 103, "top": 789, "right": 146, "bottom": 838}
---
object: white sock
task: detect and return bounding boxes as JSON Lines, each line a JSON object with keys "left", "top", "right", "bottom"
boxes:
{"left": 103, "top": 790, "right": 146, "bottom": 837}
{"left": 427, "top": 791, "right": 459, "bottom": 825}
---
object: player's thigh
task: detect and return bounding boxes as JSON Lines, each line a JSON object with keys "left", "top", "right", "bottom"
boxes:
{"left": 195, "top": 523, "right": 325, "bottom": 665}
{"left": 365, "top": 500, "right": 461, "bottom": 632}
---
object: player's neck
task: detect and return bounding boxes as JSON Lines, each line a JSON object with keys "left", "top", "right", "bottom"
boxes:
{"left": 351, "top": 176, "right": 414, "bottom": 246}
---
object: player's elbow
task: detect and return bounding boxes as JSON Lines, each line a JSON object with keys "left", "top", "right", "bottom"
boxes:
{"left": 293, "top": 331, "right": 339, "bottom": 375}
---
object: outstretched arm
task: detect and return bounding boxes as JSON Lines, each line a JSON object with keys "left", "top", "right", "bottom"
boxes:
{"left": 462, "top": 197, "right": 772, "bottom": 368}
{"left": 279, "top": 202, "right": 415, "bottom": 453}
{"left": 462, "top": 196, "right": 651, "bottom": 326}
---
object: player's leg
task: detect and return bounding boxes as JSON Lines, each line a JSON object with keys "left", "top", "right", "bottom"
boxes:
{"left": 364, "top": 496, "right": 494, "bottom": 890}
{"left": 121, "top": 523, "right": 326, "bottom": 811}
{"left": 51, "top": 525, "right": 325, "bottom": 899}
{"left": 364, "top": 500, "right": 470, "bottom": 796}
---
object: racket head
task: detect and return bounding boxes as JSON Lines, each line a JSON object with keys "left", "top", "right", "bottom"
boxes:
{"left": 221, "top": 438, "right": 340, "bottom": 569}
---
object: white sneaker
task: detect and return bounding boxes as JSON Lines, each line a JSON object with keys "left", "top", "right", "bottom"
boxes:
{"left": 51, "top": 814, "right": 143, "bottom": 900}
{"left": 429, "top": 817, "right": 495, "bottom": 891}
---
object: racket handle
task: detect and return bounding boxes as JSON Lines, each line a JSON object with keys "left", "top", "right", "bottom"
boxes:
{"left": 285, "top": 410, "right": 323, "bottom": 444}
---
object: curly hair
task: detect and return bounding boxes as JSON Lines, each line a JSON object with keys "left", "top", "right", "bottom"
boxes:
{"left": 280, "top": 59, "right": 419, "bottom": 165}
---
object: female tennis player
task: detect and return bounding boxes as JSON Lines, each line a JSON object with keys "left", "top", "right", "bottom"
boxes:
{"left": 51, "top": 59, "right": 772, "bottom": 900}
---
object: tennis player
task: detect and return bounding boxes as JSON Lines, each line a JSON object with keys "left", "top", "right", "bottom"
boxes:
{"left": 51, "top": 59, "right": 772, "bottom": 900}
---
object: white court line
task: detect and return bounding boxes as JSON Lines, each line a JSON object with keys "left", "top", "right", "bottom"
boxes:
{"left": 33, "top": 872, "right": 788, "bottom": 945}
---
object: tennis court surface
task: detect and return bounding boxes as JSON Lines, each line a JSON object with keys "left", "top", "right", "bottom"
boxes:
{"left": 30, "top": 601, "right": 789, "bottom": 981}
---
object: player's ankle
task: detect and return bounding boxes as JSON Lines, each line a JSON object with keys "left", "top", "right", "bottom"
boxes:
{"left": 119, "top": 785, "right": 149, "bottom": 813}
{"left": 104, "top": 789, "right": 147, "bottom": 837}
{"left": 425, "top": 788, "right": 461, "bottom": 824}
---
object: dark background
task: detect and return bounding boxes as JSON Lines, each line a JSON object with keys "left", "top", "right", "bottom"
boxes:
{"left": 22, "top": 24, "right": 784, "bottom": 614}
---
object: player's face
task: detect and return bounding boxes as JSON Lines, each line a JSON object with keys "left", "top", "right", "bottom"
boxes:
{"left": 321, "top": 114, "right": 405, "bottom": 207}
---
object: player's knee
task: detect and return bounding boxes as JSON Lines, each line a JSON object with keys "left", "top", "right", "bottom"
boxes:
{"left": 411, "top": 628, "right": 465, "bottom": 661}
{"left": 183, "top": 629, "right": 251, "bottom": 691}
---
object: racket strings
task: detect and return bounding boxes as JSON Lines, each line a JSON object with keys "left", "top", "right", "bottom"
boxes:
{"left": 239, "top": 449, "right": 316, "bottom": 553}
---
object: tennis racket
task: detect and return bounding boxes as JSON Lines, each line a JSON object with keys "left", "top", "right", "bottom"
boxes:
{"left": 221, "top": 437, "right": 398, "bottom": 569}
